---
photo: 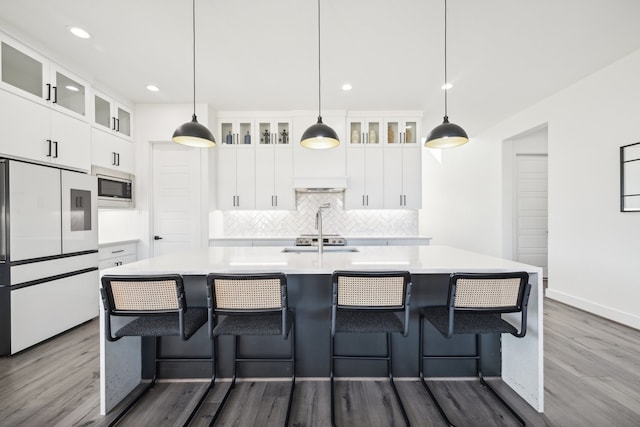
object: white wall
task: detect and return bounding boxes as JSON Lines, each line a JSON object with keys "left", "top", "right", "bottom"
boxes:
{"left": 421, "top": 48, "right": 640, "bottom": 329}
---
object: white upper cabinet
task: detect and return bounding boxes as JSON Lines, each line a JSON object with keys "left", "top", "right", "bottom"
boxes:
{"left": 347, "top": 118, "right": 383, "bottom": 145}
{"left": 92, "top": 90, "right": 133, "bottom": 141}
{"left": 384, "top": 119, "right": 419, "bottom": 146}
{"left": 0, "top": 72, "right": 90, "bottom": 172}
{"left": 219, "top": 119, "right": 254, "bottom": 146}
{"left": 345, "top": 143, "right": 384, "bottom": 209}
{"left": 255, "top": 145, "right": 294, "bottom": 210}
{"left": 0, "top": 35, "right": 90, "bottom": 171}
{"left": 217, "top": 146, "right": 256, "bottom": 209}
{"left": 257, "top": 120, "right": 291, "bottom": 146}
{"left": 91, "top": 127, "right": 134, "bottom": 174}
{"left": 383, "top": 144, "right": 422, "bottom": 209}
{"left": 0, "top": 36, "right": 89, "bottom": 121}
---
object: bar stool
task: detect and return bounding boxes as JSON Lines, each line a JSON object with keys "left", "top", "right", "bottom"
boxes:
{"left": 100, "top": 274, "right": 211, "bottom": 427}
{"left": 330, "top": 270, "right": 412, "bottom": 427}
{"left": 206, "top": 272, "right": 295, "bottom": 427}
{"left": 419, "top": 271, "right": 532, "bottom": 427}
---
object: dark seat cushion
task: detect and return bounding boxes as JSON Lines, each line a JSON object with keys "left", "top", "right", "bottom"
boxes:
{"left": 213, "top": 311, "right": 293, "bottom": 337}
{"left": 335, "top": 310, "right": 404, "bottom": 334}
{"left": 115, "top": 307, "right": 207, "bottom": 340}
{"left": 421, "top": 306, "right": 518, "bottom": 337}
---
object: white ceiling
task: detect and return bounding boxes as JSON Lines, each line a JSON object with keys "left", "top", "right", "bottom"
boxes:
{"left": 1, "top": 0, "right": 640, "bottom": 135}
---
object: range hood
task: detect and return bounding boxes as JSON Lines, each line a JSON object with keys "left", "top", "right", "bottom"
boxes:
{"left": 293, "top": 177, "right": 347, "bottom": 193}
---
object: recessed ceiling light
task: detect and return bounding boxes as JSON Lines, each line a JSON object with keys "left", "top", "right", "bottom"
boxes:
{"left": 341, "top": 83, "right": 352, "bottom": 91}
{"left": 146, "top": 85, "right": 160, "bottom": 92}
{"left": 65, "top": 85, "right": 79, "bottom": 92}
{"left": 68, "top": 26, "right": 91, "bottom": 39}
{"left": 442, "top": 82, "right": 453, "bottom": 90}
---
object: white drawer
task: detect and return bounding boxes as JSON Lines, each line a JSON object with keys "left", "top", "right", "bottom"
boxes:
{"left": 99, "top": 242, "right": 136, "bottom": 261}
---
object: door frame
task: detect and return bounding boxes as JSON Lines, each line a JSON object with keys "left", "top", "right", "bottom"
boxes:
{"left": 501, "top": 124, "right": 548, "bottom": 276}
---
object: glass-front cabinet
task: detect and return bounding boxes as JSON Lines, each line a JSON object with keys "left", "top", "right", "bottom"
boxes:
{"left": 347, "top": 119, "right": 382, "bottom": 145}
{"left": 92, "top": 91, "right": 133, "bottom": 140}
{"left": 0, "top": 37, "right": 88, "bottom": 120}
{"left": 220, "top": 120, "right": 254, "bottom": 145}
{"left": 257, "top": 120, "right": 290, "bottom": 145}
{"left": 385, "top": 119, "right": 418, "bottom": 145}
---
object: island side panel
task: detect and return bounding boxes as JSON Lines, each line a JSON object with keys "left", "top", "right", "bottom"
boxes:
{"left": 502, "top": 271, "right": 544, "bottom": 412}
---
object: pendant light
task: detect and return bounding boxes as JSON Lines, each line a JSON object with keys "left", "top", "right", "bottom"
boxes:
{"left": 172, "top": 0, "right": 215, "bottom": 148}
{"left": 425, "top": 0, "right": 468, "bottom": 149}
{"left": 300, "top": 0, "right": 339, "bottom": 149}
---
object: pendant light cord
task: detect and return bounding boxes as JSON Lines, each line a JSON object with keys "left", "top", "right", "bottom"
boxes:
{"left": 192, "top": 0, "right": 197, "bottom": 117}
{"left": 317, "top": 0, "right": 322, "bottom": 119}
{"left": 443, "top": 0, "right": 448, "bottom": 119}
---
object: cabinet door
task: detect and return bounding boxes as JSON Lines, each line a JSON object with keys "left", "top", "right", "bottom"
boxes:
{"left": 401, "top": 146, "right": 422, "bottom": 208}
{"left": 220, "top": 120, "right": 253, "bottom": 145}
{"left": 91, "top": 127, "right": 135, "bottom": 174}
{"left": 255, "top": 149, "right": 275, "bottom": 209}
{"left": 0, "top": 38, "right": 47, "bottom": 103}
{"left": 51, "top": 65, "right": 88, "bottom": 120}
{"left": 273, "top": 148, "right": 294, "bottom": 209}
{"left": 0, "top": 89, "right": 49, "bottom": 162}
{"left": 383, "top": 148, "right": 404, "bottom": 208}
{"left": 235, "top": 148, "right": 255, "bottom": 209}
{"left": 217, "top": 148, "right": 238, "bottom": 209}
{"left": 92, "top": 91, "right": 133, "bottom": 140}
{"left": 365, "top": 148, "right": 384, "bottom": 208}
{"left": 257, "top": 120, "right": 291, "bottom": 145}
{"left": 345, "top": 149, "right": 366, "bottom": 208}
{"left": 50, "top": 109, "right": 91, "bottom": 171}
{"left": 9, "top": 161, "right": 61, "bottom": 261}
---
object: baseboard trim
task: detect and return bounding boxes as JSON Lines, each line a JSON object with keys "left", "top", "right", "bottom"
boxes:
{"left": 546, "top": 289, "right": 640, "bottom": 330}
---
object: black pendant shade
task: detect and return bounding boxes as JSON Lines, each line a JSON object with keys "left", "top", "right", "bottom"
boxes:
{"left": 425, "top": 115, "right": 468, "bottom": 149}
{"left": 300, "top": 116, "right": 339, "bottom": 149}
{"left": 425, "top": 0, "right": 468, "bottom": 149}
{"left": 173, "top": 114, "right": 216, "bottom": 148}
{"left": 172, "top": 0, "right": 215, "bottom": 148}
{"left": 300, "top": 0, "right": 339, "bottom": 149}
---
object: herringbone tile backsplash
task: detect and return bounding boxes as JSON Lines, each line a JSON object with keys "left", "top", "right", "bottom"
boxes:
{"left": 220, "top": 193, "right": 418, "bottom": 236}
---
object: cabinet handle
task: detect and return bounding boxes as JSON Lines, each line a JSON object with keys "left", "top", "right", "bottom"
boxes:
{"left": 53, "top": 141, "right": 58, "bottom": 158}
{"left": 403, "top": 195, "right": 407, "bottom": 206}
{"left": 366, "top": 195, "right": 369, "bottom": 206}
{"left": 116, "top": 153, "right": 120, "bottom": 166}
{"left": 400, "top": 195, "right": 403, "bottom": 206}
{"left": 275, "top": 195, "right": 277, "bottom": 206}
{"left": 271, "top": 195, "right": 274, "bottom": 206}
{"left": 52, "top": 85, "right": 58, "bottom": 103}
{"left": 362, "top": 195, "right": 365, "bottom": 206}
{"left": 46, "top": 83, "right": 52, "bottom": 101}
{"left": 112, "top": 117, "right": 117, "bottom": 131}
{"left": 115, "top": 118, "right": 120, "bottom": 132}
{"left": 112, "top": 152, "right": 117, "bottom": 166}
{"left": 237, "top": 195, "right": 240, "bottom": 206}
{"left": 111, "top": 249, "right": 125, "bottom": 254}
{"left": 46, "top": 139, "right": 52, "bottom": 157}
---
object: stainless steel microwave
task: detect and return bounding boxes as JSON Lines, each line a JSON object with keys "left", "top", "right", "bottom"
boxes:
{"left": 92, "top": 166, "right": 134, "bottom": 208}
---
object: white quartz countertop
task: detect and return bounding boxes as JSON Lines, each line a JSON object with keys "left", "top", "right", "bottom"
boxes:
{"left": 102, "top": 245, "right": 541, "bottom": 276}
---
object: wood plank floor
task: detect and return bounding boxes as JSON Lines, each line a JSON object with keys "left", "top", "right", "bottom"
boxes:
{"left": 1, "top": 298, "right": 639, "bottom": 426}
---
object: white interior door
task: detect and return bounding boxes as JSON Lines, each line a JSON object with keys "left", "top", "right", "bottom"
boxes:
{"left": 515, "top": 154, "right": 548, "bottom": 277}
{"left": 152, "top": 143, "right": 202, "bottom": 257}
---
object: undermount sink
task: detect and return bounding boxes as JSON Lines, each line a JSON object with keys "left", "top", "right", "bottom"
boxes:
{"left": 281, "top": 247, "right": 359, "bottom": 253}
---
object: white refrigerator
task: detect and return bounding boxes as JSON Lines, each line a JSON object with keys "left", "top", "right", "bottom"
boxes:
{"left": 0, "top": 159, "right": 99, "bottom": 355}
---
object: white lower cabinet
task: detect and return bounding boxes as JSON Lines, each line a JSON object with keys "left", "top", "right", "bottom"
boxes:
{"left": 98, "top": 242, "right": 137, "bottom": 269}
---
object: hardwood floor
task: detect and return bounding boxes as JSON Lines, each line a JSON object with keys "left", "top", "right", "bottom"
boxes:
{"left": 0, "top": 299, "right": 639, "bottom": 426}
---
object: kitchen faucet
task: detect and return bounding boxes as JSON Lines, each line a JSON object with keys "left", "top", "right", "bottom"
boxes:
{"left": 316, "top": 203, "right": 330, "bottom": 253}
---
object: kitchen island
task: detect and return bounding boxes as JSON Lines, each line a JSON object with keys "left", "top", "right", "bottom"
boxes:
{"left": 100, "top": 245, "right": 543, "bottom": 414}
